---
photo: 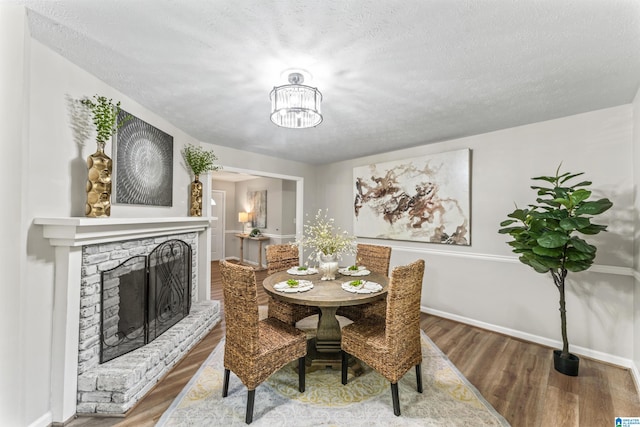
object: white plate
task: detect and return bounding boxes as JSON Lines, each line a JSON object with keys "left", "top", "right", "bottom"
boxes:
{"left": 348, "top": 269, "right": 371, "bottom": 276}
{"left": 274, "top": 279, "right": 314, "bottom": 293}
{"left": 341, "top": 281, "right": 382, "bottom": 293}
{"left": 338, "top": 266, "right": 370, "bottom": 276}
{"left": 286, "top": 266, "right": 319, "bottom": 275}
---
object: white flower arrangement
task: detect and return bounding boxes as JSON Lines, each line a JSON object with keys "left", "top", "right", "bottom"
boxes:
{"left": 298, "top": 209, "right": 356, "bottom": 263}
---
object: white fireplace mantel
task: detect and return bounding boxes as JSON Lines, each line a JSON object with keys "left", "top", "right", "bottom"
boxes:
{"left": 34, "top": 216, "right": 211, "bottom": 424}
{"left": 35, "top": 216, "right": 211, "bottom": 247}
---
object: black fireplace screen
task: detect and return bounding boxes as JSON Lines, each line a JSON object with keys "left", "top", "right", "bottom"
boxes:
{"left": 100, "top": 239, "right": 192, "bottom": 363}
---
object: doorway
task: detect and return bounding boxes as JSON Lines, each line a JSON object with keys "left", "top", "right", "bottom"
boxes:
{"left": 211, "top": 167, "right": 304, "bottom": 261}
{"left": 210, "top": 190, "right": 225, "bottom": 261}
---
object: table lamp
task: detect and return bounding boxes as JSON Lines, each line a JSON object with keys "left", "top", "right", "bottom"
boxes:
{"left": 238, "top": 211, "right": 250, "bottom": 234}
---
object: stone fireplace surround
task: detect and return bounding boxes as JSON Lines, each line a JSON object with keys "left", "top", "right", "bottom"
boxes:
{"left": 35, "top": 217, "right": 220, "bottom": 424}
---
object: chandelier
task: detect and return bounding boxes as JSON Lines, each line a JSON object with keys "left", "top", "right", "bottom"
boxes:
{"left": 270, "top": 72, "right": 323, "bottom": 128}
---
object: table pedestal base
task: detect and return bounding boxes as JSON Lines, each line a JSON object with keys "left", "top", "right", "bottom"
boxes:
{"left": 307, "top": 338, "right": 340, "bottom": 368}
{"left": 303, "top": 339, "right": 365, "bottom": 375}
{"left": 303, "top": 306, "right": 364, "bottom": 375}
{"left": 316, "top": 306, "right": 340, "bottom": 351}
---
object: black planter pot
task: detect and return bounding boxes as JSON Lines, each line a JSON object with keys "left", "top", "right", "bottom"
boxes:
{"left": 553, "top": 350, "right": 579, "bottom": 376}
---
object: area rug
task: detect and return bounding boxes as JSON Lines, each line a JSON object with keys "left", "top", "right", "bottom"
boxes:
{"left": 156, "top": 330, "right": 510, "bottom": 426}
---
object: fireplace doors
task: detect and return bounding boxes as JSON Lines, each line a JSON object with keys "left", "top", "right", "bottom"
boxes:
{"left": 100, "top": 239, "right": 192, "bottom": 363}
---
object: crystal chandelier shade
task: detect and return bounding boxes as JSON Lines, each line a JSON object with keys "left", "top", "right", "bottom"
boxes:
{"left": 270, "top": 72, "right": 323, "bottom": 129}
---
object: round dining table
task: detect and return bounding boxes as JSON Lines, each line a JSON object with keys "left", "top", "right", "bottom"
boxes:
{"left": 263, "top": 269, "right": 389, "bottom": 367}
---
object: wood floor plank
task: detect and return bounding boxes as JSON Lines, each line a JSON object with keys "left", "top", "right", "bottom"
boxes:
{"left": 539, "top": 385, "right": 579, "bottom": 427}
{"left": 63, "top": 261, "right": 640, "bottom": 426}
{"left": 578, "top": 359, "right": 615, "bottom": 426}
{"left": 493, "top": 341, "right": 548, "bottom": 425}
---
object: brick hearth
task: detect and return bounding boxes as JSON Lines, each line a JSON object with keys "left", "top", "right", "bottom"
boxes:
{"left": 35, "top": 217, "right": 216, "bottom": 423}
{"left": 75, "top": 232, "right": 220, "bottom": 414}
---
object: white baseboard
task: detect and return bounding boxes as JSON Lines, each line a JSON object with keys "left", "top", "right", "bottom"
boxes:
{"left": 422, "top": 306, "right": 636, "bottom": 371}
{"left": 631, "top": 362, "right": 640, "bottom": 394}
{"left": 28, "top": 411, "right": 52, "bottom": 427}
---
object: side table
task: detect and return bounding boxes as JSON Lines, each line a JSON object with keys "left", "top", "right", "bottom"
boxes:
{"left": 235, "top": 233, "right": 270, "bottom": 270}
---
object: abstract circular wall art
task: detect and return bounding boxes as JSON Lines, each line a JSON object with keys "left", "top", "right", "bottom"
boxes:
{"left": 114, "top": 110, "right": 173, "bottom": 206}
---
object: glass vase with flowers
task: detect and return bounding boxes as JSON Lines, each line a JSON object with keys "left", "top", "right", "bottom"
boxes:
{"left": 298, "top": 209, "right": 356, "bottom": 280}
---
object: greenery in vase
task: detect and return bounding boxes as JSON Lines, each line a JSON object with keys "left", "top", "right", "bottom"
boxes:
{"left": 80, "top": 95, "right": 128, "bottom": 147}
{"left": 298, "top": 209, "right": 356, "bottom": 263}
{"left": 498, "top": 165, "right": 612, "bottom": 360}
{"left": 181, "top": 143, "right": 221, "bottom": 177}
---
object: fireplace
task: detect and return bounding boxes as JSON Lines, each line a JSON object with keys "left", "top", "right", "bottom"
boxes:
{"left": 100, "top": 239, "right": 192, "bottom": 363}
{"left": 35, "top": 217, "right": 221, "bottom": 423}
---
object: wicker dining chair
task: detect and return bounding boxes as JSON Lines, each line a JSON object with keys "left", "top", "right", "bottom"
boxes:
{"left": 341, "top": 258, "right": 425, "bottom": 416}
{"left": 265, "top": 244, "right": 319, "bottom": 325}
{"left": 336, "top": 243, "right": 392, "bottom": 321}
{"left": 219, "top": 260, "right": 307, "bottom": 424}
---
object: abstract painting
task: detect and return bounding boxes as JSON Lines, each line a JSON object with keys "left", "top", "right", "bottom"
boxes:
{"left": 353, "top": 149, "right": 471, "bottom": 245}
{"left": 114, "top": 110, "right": 173, "bottom": 206}
{"left": 248, "top": 190, "right": 267, "bottom": 228}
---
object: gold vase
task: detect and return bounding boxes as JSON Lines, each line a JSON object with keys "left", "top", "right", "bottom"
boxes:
{"left": 190, "top": 174, "right": 203, "bottom": 216}
{"left": 85, "top": 145, "right": 112, "bottom": 218}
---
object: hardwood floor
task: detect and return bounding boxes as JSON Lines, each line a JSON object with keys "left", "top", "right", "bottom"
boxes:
{"left": 65, "top": 261, "right": 640, "bottom": 427}
{"left": 424, "top": 316, "right": 640, "bottom": 426}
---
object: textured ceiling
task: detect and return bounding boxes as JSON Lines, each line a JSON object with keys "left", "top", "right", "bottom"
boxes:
{"left": 13, "top": 0, "right": 640, "bottom": 165}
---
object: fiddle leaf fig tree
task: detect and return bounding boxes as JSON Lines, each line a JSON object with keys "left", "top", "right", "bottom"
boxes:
{"left": 498, "top": 166, "right": 612, "bottom": 360}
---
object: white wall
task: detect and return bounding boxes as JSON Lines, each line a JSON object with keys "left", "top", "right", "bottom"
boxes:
{"left": 0, "top": 6, "right": 29, "bottom": 426}
{"left": 282, "top": 179, "right": 297, "bottom": 235}
{"left": 236, "top": 177, "right": 281, "bottom": 235}
{"left": 632, "top": 86, "right": 640, "bottom": 384}
{"left": 316, "top": 105, "right": 636, "bottom": 366}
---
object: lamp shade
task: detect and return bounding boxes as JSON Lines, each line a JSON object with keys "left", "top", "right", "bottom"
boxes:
{"left": 270, "top": 72, "right": 322, "bottom": 129}
{"left": 238, "top": 212, "right": 249, "bottom": 223}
